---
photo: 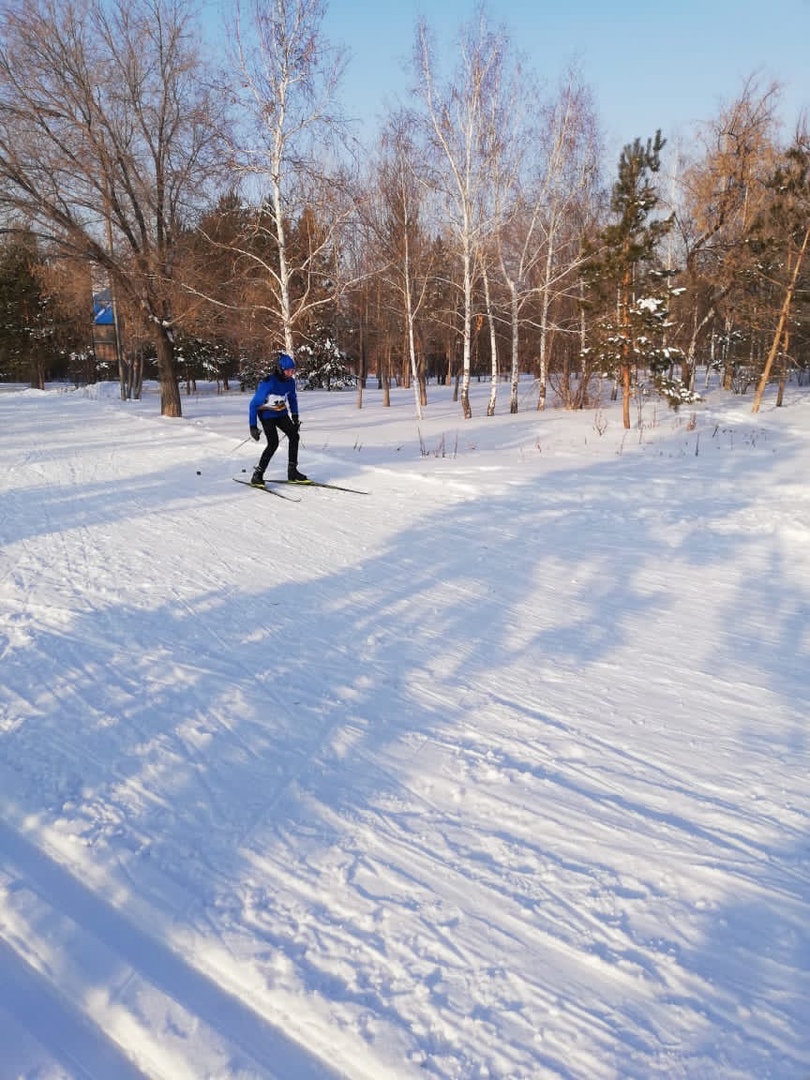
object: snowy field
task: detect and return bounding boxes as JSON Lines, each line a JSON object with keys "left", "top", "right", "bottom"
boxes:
{"left": 0, "top": 375, "right": 808, "bottom": 1079}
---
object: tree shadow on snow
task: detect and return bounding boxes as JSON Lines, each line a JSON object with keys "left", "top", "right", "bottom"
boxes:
{"left": 0, "top": 416, "right": 808, "bottom": 1076}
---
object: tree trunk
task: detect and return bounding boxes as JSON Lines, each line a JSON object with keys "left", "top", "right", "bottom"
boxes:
{"left": 155, "top": 327, "right": 182, "bottom": 417}
{"left": 382, "top": 344, "right": 391, "bottom": 407}
{"left": 481, "top": 263, "right": 498, "bottom": 416}
{"left": 536, "top": 235, "right": 555, "bottom": 411}
{"left": 776, "top": 327, "right": 788, "bottom": 407}
{"left": 133, "top": 352, "right": 143, "bottom": 400}
{"left": 356, "top": 320, "right": 365, "bottom": 408}
{"left": 460, "top": 244, "right": 473, "bottom": 419}
{"left": 620, "top": 270, "right": 632, "bottom": 429}
{"left": 752, "top": 225, "right": 810, "bottom": 413}
{"left": 407, "top": 312, "right": 422, "bottom": 421}
{"left": 621, "top": 362, "right": 631, "bottom": 428}
{"left": 509, "top": 284, "right": 519, "bottom": 413}
{"left": 686, "top": 303, "right": 717, "bottom": 392}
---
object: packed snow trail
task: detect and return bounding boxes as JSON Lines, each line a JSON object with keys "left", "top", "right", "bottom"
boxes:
{"left": 0, "top": 384, "right": 808, "bottom": 1078}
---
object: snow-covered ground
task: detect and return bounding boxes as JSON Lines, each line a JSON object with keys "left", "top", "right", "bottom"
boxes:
{"left": 0, "top": 375, "right": 808, "bottom": 1079}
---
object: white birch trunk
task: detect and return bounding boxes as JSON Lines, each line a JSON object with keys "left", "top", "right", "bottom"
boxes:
{"left": 481, "top": 260, "right": 498, "bottom": 415}
{"left": 536, "top": 232, "right": 555, "bottom": 411}
{"left": 509, "top": 284, "right": 520, "bottom": 413}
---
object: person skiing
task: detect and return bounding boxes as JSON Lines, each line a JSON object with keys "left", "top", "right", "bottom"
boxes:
{"left": 248, "top": 353, "right": 309, "bottom": 484}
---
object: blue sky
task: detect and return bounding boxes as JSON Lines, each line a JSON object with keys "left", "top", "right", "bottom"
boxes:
{"left": 320, "top": 0, "right": 809, "bottom": 160}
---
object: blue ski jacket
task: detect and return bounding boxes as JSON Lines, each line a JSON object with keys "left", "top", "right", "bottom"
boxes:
{"left": 249, "top": 373, "right": 299, "bottom": 427}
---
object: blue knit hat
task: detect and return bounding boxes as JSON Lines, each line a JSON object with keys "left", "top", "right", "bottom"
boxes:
{"left": 278, "top": 353, "right": 295, "bottom": 371}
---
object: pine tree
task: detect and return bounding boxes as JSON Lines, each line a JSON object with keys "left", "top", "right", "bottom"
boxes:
{"left": 583, "top": 132, "right": 694, "bottom": 426}
{"left": 296, "top": 327, "right": 355, "bottom": 390}
{"left": 0, "top": 235, "right": 44, "bottom": 385}
{"left": 0, "top": 235, "right": 87, "bottom": 388}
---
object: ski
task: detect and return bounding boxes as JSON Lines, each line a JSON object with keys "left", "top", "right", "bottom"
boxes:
{"left": 267, "top": 479, "right": 369, "bottom": 495}
{"left": 233, "top": 478, "right": 301, "bottom": 501}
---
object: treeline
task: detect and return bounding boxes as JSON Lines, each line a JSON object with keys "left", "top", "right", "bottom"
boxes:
{"left": 0, "top": 0, "right": 806, "bottom": 425}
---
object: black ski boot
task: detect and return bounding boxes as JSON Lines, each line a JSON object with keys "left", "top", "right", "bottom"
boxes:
{"left": 287, "top": 466, "right": 309, "bottom": 483}
{"left": 250, "top": 470, "right": 265, "bottom": 486}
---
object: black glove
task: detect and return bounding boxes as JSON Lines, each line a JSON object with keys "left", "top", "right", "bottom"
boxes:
{"left": 250, "top": 425, "right": 260, "bottom": 441}
{"left": 291, "top": 414, "right": 301, "bottom": 432}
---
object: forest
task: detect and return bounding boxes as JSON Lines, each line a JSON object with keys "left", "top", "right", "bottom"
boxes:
{"left": 0, "top": 0, "right": 806, "bottom": 428}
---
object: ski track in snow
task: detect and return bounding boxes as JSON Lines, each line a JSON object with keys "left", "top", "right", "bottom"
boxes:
{"left": 0, "top": 383, "right": 808, "bottom": 1078}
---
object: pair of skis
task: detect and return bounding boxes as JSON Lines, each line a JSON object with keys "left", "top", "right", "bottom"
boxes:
{"left": 233, "top": 477, "right": 368, "bottom": 501}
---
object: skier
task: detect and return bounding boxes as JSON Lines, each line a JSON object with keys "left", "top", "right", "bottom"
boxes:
{"left": 248, "top": 353, "right": 309, "bottom": 484}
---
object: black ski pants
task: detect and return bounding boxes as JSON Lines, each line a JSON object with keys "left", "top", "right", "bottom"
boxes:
{"left": 257, "top": 412, "right": 299, "bottom": 473}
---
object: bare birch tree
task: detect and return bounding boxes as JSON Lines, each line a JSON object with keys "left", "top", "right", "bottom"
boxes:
{"left": 489, "top": 67, "right": 601, "bottom": 412}
{"left": 365, "top": 113, "right": 435, "bottom": 420}
{"left": 413, "top": 12, "right": 506, "bottom": 419}
{"left": 225, "top": 0, "right": 352, "bottom": 357}
{"left": 529, "top": 75, "right": 601, "bottom": 411}
{"left": 0, "top": 0, "right": 221, "bottom": 416}
{"left": 478, "top": 250, "right": 500, "bottom": 415}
